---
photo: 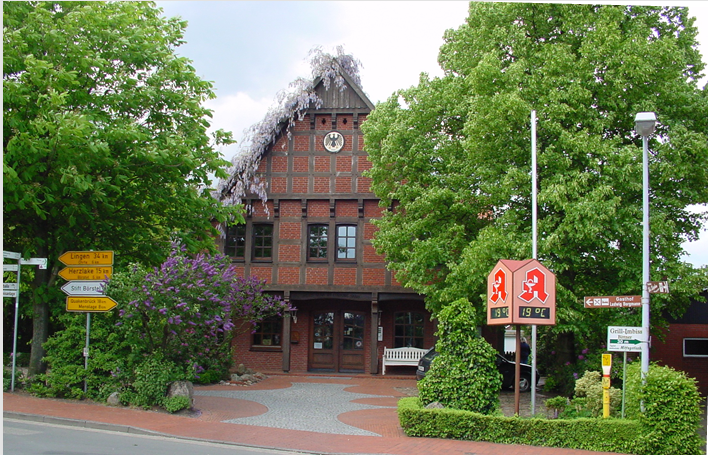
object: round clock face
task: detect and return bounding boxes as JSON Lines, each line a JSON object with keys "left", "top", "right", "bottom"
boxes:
{"left": 323, "top": 131, "right": 344, "bottom": 153}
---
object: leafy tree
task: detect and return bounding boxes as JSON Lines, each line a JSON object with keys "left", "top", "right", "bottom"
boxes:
{"left": 363, "top": 4, "right": 708, "bottom": 351}
{"left": 3, "top": 2, "right": 242, "bottom": 375}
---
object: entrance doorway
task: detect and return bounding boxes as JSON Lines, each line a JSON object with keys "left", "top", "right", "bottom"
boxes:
{"left": 309, "top": 311, "right": 365, "bottom": 372}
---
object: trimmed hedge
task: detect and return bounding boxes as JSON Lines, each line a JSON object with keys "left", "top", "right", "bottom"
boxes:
{"left": 399, "top": 397, "right": 639, "bottom": 453}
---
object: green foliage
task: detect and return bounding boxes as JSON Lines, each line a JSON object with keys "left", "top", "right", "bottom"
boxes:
{"left": 163, "top": 395, "right": 191, "bottom": 413}
{"left": 570, "top": 370, "right": 622, "bottom": 418}
{"left": 3, "top": 0, "right": 243, "bottom": 374}
{"left": 362, "top": 2, "right": 708, "bottom": 361}
{"left": 625, "top": 363, "right": 704, "bottom": 455}
{"left": 398, "top": 397, "right": 638, "bottom": 453}
{"left": 193, "top": 369, "right": 224, "bottom": 385}
{"left": 119, "top": 356, "right": 183, "bottom": 409}
{"left": 418, "top": 299, "right": 501, "bottom": 414}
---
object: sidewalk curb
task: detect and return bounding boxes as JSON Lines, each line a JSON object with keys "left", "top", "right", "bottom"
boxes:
{"left": 4, "top": 411, "right": 160, "bottom": 436}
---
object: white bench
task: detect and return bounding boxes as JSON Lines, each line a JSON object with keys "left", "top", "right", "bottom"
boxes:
{"left": 382, "top": 347, "right": 428, "bottom": 375}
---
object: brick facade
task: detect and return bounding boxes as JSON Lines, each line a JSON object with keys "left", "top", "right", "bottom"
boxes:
{"left": 223, "top": 70, "right": 426, "bottom": 376}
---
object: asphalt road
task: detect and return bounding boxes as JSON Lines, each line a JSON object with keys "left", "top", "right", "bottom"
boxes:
{"left": 2, "top": 419, "right": 307, "bottom": 455}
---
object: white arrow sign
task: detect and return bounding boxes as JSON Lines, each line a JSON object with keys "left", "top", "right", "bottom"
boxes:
{"left": 3, "top": 251, "right": 21, "bottom": 260}
{"left": 3, "top": 283, "right": 19, "bottom": 290}
{"left": 19, "top": 257, "right": 47, "bottom": 270}
{"left": 3, "top": 290, "right": 18, "bottom": 298}
{"left": 60, "top": 281, "right": 106, "bottom": 296}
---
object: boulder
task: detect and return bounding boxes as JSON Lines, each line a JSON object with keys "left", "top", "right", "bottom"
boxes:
{"left": 107, "top": 392, "right": 121, "bottom": 406}
{"left": 235, "top": 364, "right": 247, "bottom": 375}
{"left": 166, "top": 381, "right": 194, "bottom": 406}
{"left": 425, "top": 401, "right": 445, "bottom": 409}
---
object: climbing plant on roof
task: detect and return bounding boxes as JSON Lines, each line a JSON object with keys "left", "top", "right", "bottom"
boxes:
{"left": 217, "top": 46, "right": 363, "bottom": 208}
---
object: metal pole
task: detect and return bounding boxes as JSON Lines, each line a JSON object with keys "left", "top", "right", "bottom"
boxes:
{"left": 641, "top": 134, "right": 650, "bottom": 383}
{"left": 531, "top": 110, "right": 538, "bottom": 415}
{"left": 11, "top": 262, "right": 22, "bottom": 392}
{"left": 622, "top": 351, "right": 627, "bottom": 418}
{"left": 84, "top": 313, "right": 91, "bottom": 393}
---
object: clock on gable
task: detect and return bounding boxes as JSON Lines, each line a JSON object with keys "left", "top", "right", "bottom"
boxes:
{"left": 323, "top": 131, "right": 344, "bottom": 153}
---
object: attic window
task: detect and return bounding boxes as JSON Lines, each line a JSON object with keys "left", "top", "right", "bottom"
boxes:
{"left": 321, "top": 118, "right": 327, "bottom": 126}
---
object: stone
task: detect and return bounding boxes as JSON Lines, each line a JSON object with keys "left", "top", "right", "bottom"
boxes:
{"left": 425, "top": 401, "right": 445, "bottom": 409}
{"left": 107, "top": 392, "right": 121, "bottom": 406}
{"left": 166, "top": 381, "right": 194, "bottom": 407}
{"left": 235, "top": 364, "right": 247, "bottom": 375}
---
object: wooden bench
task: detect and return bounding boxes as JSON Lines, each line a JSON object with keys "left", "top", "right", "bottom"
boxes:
{"left": 382, "top": 347, "right": 428, "bottom": 375}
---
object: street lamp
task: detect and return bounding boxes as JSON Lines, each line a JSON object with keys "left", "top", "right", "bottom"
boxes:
{"left": 634, "top": 111, "right": 656, "bottom": 382}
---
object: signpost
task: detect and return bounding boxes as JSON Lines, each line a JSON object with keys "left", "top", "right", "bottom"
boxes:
{"left": 66, "top": 296, "right": 118, "bottom": 312}
{"left": 602, "top": 354, "right": 612, "bottom": 418}
{"left": 584, "top": 295, "right": 641, "bottom": 308}
{"left": 647, "top": 281, "right": 669, "bottom": 294}
{"left": 607, "top": 326, "right": 647, "bottom": 353}
{"left": 61, "top": 281, "right": 106, "bottom": 296}
{"left": 3, "top": 251, "right": 47, "bottom": 391}
{"left": 487, "top": 258, "right": 556, "bottom": 416}
{"left": 59, "top": 251, "right": 114, "bottom": 266}
{"left": 58, "top": 266, "right": 113, "bottom": 281}
{"left": 58, "top": 250, "right": 116, "bottom": 393}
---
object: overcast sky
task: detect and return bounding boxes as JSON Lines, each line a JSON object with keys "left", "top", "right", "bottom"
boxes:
{"left": 155, "top": 1, "right": 708, "bottom": 268}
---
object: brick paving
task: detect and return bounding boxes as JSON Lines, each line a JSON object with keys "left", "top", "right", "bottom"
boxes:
{"left": 4, "top": 374, "right": 620, "bottom": 455}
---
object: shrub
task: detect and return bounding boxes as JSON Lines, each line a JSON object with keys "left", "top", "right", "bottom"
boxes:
{"left": 119, "top": 356, "right": 183, "bottom": 409}
{"left": 418, "top": 298, "right": 501, "bottom": 414}
{"left": 625, "top": 362, "right": 704, "bottom": 455}
{"left": 163, "top": 395, "right": 191, "bottom": 413}
{"left": 573, "top": 370, "right": 622, "bottom": 417}
{"left": 398, "top": 397, "right": 638, "bottom": 453}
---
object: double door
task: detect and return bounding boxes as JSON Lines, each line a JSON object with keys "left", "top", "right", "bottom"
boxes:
{"left": 309, "top": 311, "right": 365, "bottom": 372}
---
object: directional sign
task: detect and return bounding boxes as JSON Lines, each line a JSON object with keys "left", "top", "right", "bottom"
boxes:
{"left": 59, "top": 251, "right": 114, "bottom": 266}
{"left": 66, "top": 296, "right": 117, "bottom": 312}
{"left": 3, "top": 290, "right": 18, "bottom": 298}
{"left": 607, "top": 326, "right": 647, "bottom": 352}
{"left": 3, "top": 264, "right": 19, "bottom": 272}
{"left": 3, "top": 251, "right": 21, "bottom": 260}
{"left": 60, "top": 281, "right": 105, "bottom": 296}
{"left": 59, "top": 266, "right": 112, "bottom": 281}
{"left": 584, "top": 295, "right": 641, "bottom": 308}
{"left": 19, "top": 257, "right": 47, "bottom": 269}
{"left": 647, "top": 281, "right": 670, "bottom": 294}
{"left": 3, "top": 283, "right": 19, "bottom": 290}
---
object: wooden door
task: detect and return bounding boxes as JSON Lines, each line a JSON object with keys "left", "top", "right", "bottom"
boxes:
{"left": 309, "top": 311, "right": 366, "bottom": 372}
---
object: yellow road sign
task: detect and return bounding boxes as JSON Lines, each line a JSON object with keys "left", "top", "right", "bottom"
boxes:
{"left": 66, "top": 296, "right": 117, "bottom": 312}
{"left": 59, "top": 251, "right": 114, "bottom": 266}
{"left": 58, "top": 266, "right": 112, "bottom": 281}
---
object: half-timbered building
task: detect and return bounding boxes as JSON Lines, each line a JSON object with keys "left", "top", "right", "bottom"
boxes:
{"left": 217, "top": 67, "right": 435, "bottom": 375}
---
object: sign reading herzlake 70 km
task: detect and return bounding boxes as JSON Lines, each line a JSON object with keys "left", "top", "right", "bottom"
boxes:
{"left": 66, "top": 296, "right": 118, "bottom": 312}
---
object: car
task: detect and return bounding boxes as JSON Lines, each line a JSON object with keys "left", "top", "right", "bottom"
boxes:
{"left": 415, "top": 347, "right": 538, "bottom": 392}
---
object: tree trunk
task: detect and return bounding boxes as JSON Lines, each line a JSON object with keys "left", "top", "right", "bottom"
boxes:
{"left": 28, "top": 244, "right": 51, "bottom": 376}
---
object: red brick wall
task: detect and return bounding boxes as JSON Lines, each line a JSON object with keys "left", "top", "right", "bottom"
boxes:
{"left": 294, "top": 136, "right": 308, "bottom": 152}
{"left": 336, "top": 156, "right": 352, "bottom": 173}
{"left": 272, "top": 156, "right": 287, "bottom": 172}
{"left": 293, "top": 156, "right": 308, "bottom": 173}
{"left": 315, "top": 115, "right": 330, "bottom": 130}
{"left": 335, "top": 177, "right": 352, "bottom": 193}
{"left": 358, "top": 157, "right": 372, "bottom": 172}
{"left": 271, "top": 176, "right": 286, "bottom": 194}
{"left": 314, "top": 156, "right": 330, "bottom": 172}
{"left": 337, "top": 115, "right": 353, "bottom": 130}
{"left": 357, "top": 177, "right": 372, "bottom": 194}
{"left": 274, "top": 136, "right": 288, "bottom": 152}
{"left": 279, "top": 222, "right": 301, "bottom": 240}
{"left": 278, "top": 245, "right": 300, "bottom": 263}
{"left": 294, "top": 114, "right": 309, "bottom": 131}
{"left": 277, "top": 265, "right": 300, "bottom": 284}
{"left": 307, "top": 200, "right": 329, "bottom": 218}
{"left": 363, "top": 245, "right": 385, "bottom": 263}
{"left": 652, "top": 324, "right": 708, "bottom": 396}
{"left": 292, "top": 177, "right": 308, "bottom": 193}
{"left": 306, "top": 267, "right": 328, "bottom": 285}
{"left": 314, "top": 176, "right": 330, "bottom": 193}
{"left": 334, "top": 267, "right": 356, "bottom": 286}
{"left": 362, "top": 268, "right": 385, "bottom": 286}
{"left": 363, "top": 222, "right": 378, "bottom": 240}
{"left": 250, "top": 266, "right": 273, "bottom": 283}
{"left": 280, "top": 200, "right": 301, "bottom": 217}
{"left": 335, "top": 200, "right": 358, "bottom": 217}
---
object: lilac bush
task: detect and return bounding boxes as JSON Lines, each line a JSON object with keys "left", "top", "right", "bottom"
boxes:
{"left": 106, "top": 245, "right": 291, "bottom": 379}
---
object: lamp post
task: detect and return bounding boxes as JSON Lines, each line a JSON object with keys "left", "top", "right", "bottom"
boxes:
{"left": 634, "top": 112, "right": 657, "bottom": 382}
